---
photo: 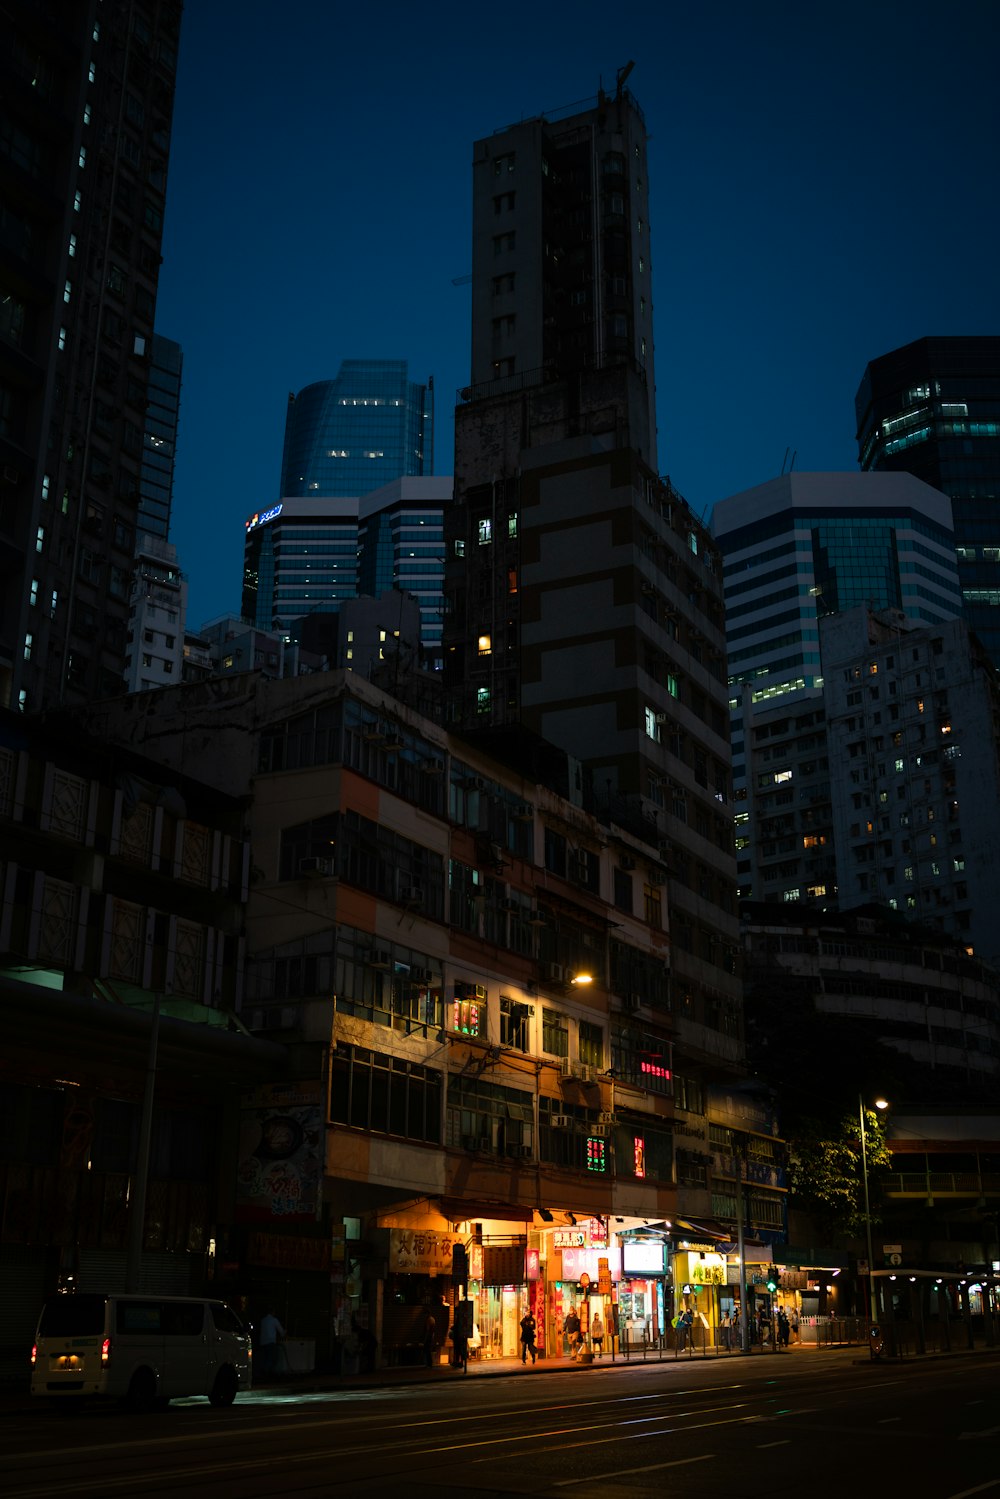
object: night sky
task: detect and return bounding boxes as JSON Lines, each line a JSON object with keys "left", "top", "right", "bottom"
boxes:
{"left": 156, "top": 0, "right": 1000, "bottom": 628}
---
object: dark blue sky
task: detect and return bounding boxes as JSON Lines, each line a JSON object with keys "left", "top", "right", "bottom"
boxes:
{"left": 156, "top": 0, "right": 1000, "bottom": 627}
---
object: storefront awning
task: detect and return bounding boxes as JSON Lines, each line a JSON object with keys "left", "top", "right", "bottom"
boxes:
{"left": 438, "top": 1198, "right": 534, "bottom": 1224}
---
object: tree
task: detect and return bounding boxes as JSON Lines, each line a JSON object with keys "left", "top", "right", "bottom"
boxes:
{"left": 786, "top": 1108, "right": 892, "bottom": 1241}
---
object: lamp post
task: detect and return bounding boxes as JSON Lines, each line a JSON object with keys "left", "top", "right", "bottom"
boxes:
{"left": 859, "top": 1095, "right": 889, "bottom": 1355}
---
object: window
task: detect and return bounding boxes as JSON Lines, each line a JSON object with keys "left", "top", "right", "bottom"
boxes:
{"left": 579, "top": 1021, "right": 603, "bottom": 1069}
{"left": 500, "top": 995, "right": 531, "bottom": 1051}
{"left": 542, "top": 1009, "right": 568, "bottom": 1058}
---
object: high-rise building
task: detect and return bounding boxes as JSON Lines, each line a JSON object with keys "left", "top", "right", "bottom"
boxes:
{"left": 855, "top": 336, "right": 1000, "bottom": 665}
{"left": 138, "top": 334, "right": 182, "bottom": 542}
{"left": 712, "top": 472, "right": 963, "bottom": 897}
{"left": 279, "top": 361, "right": 434, "bottom": 499}
{"left": 823, "top": 604, "right": 1000, "bottom": 955}
{"left": 241, "top": 477, "right": 452, "bottom": 669}
{"left": 0, "top": 1, "right": 182, "bottom": 712}
{"left": 445, "top": 80, "right": 742, "bottom": 1103}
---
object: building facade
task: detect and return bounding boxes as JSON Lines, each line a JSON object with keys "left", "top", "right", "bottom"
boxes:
{"left": 445, "top": 83, "right": 741, "bottom": 1111}
{"left": 712, "top": 471, "right": 964, "bottom": 898}
{"left": 279, "top": 361, "right": 434, "bottom": 500}
{"left": 83, "top": 670, "right": 785, "bottom": 1366}
{"left": 124, "top": 534, "right": 185, "bottom": 691}
{"left": 856, "top": 336, "right": 1000, "bottom": 667}
{"left": 0, "top": 1, "right": 182, "bottom": 712}
{"left": 822, "top": 605, "right": 1000, "bottom": 957}
{"left": 242, "top": 478, "right": 452, "bottom": 671}
{"left": 0, "top": 704, "right": 279, "bottom": 1361}
{"left": 138, "top": 333, "right": 182, "bottom": 543}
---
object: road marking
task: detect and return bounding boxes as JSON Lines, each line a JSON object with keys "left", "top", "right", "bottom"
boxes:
{"left": 552, "top": 1453, "right": 714, "bottom": 1484}
{"left": 878, "top": 1417, "right": 902, "bottom": 1423}
{"left": 757, "top": 1440, "right": 791, "bottom": 1448}
{"left": 959, "top": 1428, "right": 1000, "bottom": 1442}
{"left": 944, "top": 1482, "right": 1000, "bottom": 1499}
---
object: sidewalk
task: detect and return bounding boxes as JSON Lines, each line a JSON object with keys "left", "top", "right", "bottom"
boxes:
{"left": 4, "top": 1337, "right": 991, "bottom": 1416}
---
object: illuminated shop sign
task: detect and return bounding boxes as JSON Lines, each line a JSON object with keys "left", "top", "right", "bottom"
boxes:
{"left": 622, "top": 1240, "right": 665, "bottom": 1275}
{"left": 246, "top": 503, "right": 283, "bottom": 533}
{"left": 451, "top": 998, "right": 481, "bottom": 1036}
{"left": 586, "top": 1137, "right": 608, "bottom": 1173}
{"left": 633, "top": 1136, "right": 646, "bottom": 1178}
{"left": 640, "top": 1060, "right": 671, "bottom": 1080}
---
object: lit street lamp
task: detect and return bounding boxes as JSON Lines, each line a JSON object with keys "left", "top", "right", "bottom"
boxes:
{"left": 859, "top": 1095, "right": 889, "bottom": 1355}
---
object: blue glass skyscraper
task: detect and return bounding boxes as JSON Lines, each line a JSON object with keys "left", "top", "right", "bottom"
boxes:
{"left": 279, "top": 360, "right": 433, "bottom": 498}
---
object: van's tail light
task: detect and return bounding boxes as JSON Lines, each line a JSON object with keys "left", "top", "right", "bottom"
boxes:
{"left": 30, "top": 1343, "right": 36, "bottom": 1366}
{"left": 101, "top": 1338, "right": 111, "bottom": 1365}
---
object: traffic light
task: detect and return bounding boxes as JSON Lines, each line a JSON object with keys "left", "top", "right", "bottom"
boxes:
{"left": 765, "top": 1277, "right": 778, "bottom": 1294}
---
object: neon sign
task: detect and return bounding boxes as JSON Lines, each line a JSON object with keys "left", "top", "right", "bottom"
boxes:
{"left": 451, "top": 998, "right": 481, "bottom": 1036}
{"left": 246, "top": 503, "right": 283, "bottom": 533}
{"left": 640, "top": 1061, "right": 671, "bottom": 1079}
{"left": 633, "top": 1136, "right": 645, "bottom": 1178}
{"left": 586, "top": 1138, "right": 607, "bottom": 1173}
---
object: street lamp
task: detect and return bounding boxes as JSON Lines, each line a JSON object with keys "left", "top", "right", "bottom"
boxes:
{"left": 859, "top": 1095, "right": 889, "bottom": 1353}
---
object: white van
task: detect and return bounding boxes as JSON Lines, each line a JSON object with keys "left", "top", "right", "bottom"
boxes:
{"left": 30, "top": 1293, "right": 252, "bottom": 1408}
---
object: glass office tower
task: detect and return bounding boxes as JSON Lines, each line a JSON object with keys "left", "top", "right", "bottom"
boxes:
{"left": 856, "top": 336, "right": 1000, "bottom": 667}
{"left": 279, "top": 360, "right": 433, "bottom": 499}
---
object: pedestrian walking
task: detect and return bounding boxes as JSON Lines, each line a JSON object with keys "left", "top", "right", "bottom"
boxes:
{"left": 564, "top": 1305, "right": 582, "bottom": 1358}
{"left": 675, "top": 1306, "right": 694, "bottom": 1352}
{"left": 519, "top": 1310, "right": 537, "bottom": 1364}
{"left": 590, "top": 1310, "right": 604, "bottom": 1358}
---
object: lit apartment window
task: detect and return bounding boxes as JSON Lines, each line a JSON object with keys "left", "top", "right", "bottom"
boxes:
{"left": 78, "top": 146, "right": 87, "bottom": 169}
{"left": 478, "top": 634, "right": 492, "bottom": 656}
{"left": 23, "top": 633, "right": 32, "bottom": 660}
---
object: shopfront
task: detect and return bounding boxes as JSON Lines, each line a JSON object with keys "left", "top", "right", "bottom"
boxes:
{"left": 618, "top": 1237, "right": 669, "bottom": 1348}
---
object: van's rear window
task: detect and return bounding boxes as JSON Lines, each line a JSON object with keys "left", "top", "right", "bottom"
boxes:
{"left": 38, "top": 1295, "right": 106, "bottom": 1336}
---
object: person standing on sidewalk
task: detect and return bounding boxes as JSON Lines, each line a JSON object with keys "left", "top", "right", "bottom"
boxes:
{"left": 258, "top": 1308, "right": 285, "bottom": 1377}
{"left": 423, "top": 1310, "right": 437, "bottom": 1367}
{"left": 590, "top": 1310, "right": 605, "bottom": 1358}
{"left": 519, "top": 1310, "right": 537, "bottom": 1364}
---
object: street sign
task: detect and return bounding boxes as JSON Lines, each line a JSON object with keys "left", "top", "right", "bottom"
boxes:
{"left": 882, "top": 1244, "right": 902, "bottom": 1254}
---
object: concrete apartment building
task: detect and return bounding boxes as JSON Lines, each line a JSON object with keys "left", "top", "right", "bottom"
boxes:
{"left": 444, "top": 80, "right": 742, "bottom": 1121}
{"left": 84, "top": 669, "right": 786, "bottom": 1365}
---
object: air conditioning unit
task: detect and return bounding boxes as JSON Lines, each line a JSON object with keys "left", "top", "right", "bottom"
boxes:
{"left": 399, "top": 886, "right": 424, "bottom": 905}
{"left": 658, "top": 841, "right": 672, "bottom": 861}
{"left": 577, "top": 1064, "right": 597, "bottom": 1083}
{"left": 654, "top": 711, "right": 670, "bottom": 725}
{"left": 423, "top": 757, "right": 445, "bottom": 775}
{"left": 410, "top": 967, "right": 432, "bottom": 984}
{"left": 550, "top": 1114, "right": 571, "bottom": 1130}
{"left": 299, "top": 856, "right": 332, "bottom": 878}
{"left": 507, "top": 1143, "right": 532, "bottom": 1160}
{"left": 368, "top": 949, "right": 392, "bottom": 969}
{"left": 619, "top": 854, "right": 636, "bottom": 871}
{"left": 559, "top": 1056, "right": 573, "bottom": 1077}
{"left": 462, "top": 1134, "right": 488, "bottom": 1152}
{"left": 547, "top": 962, "right": 565, "bottom": 983}
{"left": 625, "top": 993, "right": 643, "bottom": 1011}
{"left": 648, "top": 869, "right": 666, "bottom": 886}
{"left": 513, "top": 801, "right": 534, "bottom": 821}
{"left": 589, "top": 1122, "right": 609, "bottom": 1137}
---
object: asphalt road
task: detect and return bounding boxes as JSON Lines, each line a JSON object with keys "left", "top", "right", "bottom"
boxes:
{"left": 3, "top": 1352, "right": 999, "bottom": 1498}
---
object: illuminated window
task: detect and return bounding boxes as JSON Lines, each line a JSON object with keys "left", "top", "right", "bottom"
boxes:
{"left": 478, "top": 633, "right": 492, "bottom": 656}
{"left": 478, "top": 518, "right": 492, "bottom": 545}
